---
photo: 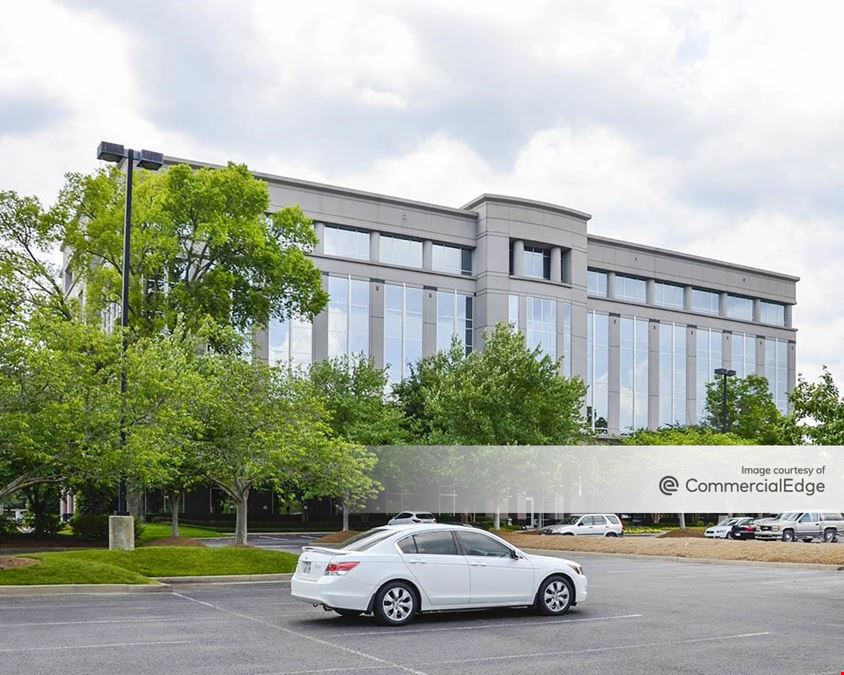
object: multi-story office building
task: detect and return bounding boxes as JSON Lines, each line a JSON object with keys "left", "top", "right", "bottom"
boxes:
{"left": 70, "top": 157, "right": 799, "bottom": 436}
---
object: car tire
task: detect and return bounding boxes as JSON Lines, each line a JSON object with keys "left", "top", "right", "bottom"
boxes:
{"left": 334, "top": 609, "right": 363, "bottom": 618}
{"left": 605, "top": 532, "right": 618, "bottom": 537}
{"left": 726, "top": 532, "right": 734, "bottom": 539}
{"left": 562, "top": 533, "right": 575, "bottom": 536}
{"left": 373, "top": 581, "right": 418, "bottom": 626}
{"left": 535, "top": 575, "right": 574, "bottom": 616}
{"left": 823, "top": 528, "right": 837, "bottom": 543}
{"left": 781, "top": 529, "right": 795, "bottom": 542}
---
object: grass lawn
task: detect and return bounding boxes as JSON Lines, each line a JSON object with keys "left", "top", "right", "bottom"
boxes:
{"left": 0, "top": 547, "right": 299, "bottom": 585}
{"left": 136, "top": 522, "right": 228, "bottom": 545}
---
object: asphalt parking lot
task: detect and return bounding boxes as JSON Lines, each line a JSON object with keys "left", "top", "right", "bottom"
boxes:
{"left": 0, "top": 553, "right": 841, "bottom": 675}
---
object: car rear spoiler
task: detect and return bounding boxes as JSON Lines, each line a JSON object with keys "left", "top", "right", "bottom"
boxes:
{"left": 301, "top": 546, "right": 347, "bottom": 555}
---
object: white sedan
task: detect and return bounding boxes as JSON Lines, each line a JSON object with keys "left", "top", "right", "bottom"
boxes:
{"left": 291, "top": 524, "right": 587, "bottom": 626}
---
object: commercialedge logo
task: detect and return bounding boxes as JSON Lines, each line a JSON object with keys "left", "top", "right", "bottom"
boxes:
{"left": 659, "top": 476, "right": 826, "bottom": 497}
{"left": 659, "top": 475, "right": 679, "bottom": 496}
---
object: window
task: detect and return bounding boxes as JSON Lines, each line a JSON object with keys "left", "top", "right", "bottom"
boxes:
{"left": 696, "top": 328, "right": 723, "bottom": 422}
{"left": 268, "top": 316, "right": 312, "bottom": 368}
{"left": 587, "top": 312, "right": 609, "bottom": 431}
{"left": 691, "top": 289, "right": 720, "bottom": 315}
{"left": 456, "top": 531, "right": 512, "bottom": 558}
{"left": 526, "top": 297, "right": 556, "bottom": 359}
{"left": 620, "top": 317, "right": 649, "bottom": 432}
{"left": 659, "top": 323, "right": 686, "bottom": 426}
{"left": 323, "top": 224, "right": 369, "bottom": 260}
{"left": 384, "top": 284, "right": 423, "bottom": 385}
{"left": 731, "top": 332, "right": 756, "bottom": 378}
{"left": 328, "top": 276, "right": 369, "bottom": 357}
{"left": 413, "top": 531, "right": 458, "bottom": 555}
{"left": 562, "top": 302, "right": 572, "bottom": 377}
{"left": 615, "top": 275, "right": 647, "bottom": 303}
{"left": 654, "top": 282, "right": 684, "bottom": 309}
{"left": 396, "top": 537, "right": 417, "bottom": 554}
{"left": 380, "top": 235, "right": 423, "bottom": 268}
{"left": 101, "top": 301, "right": 120, "bottom": 335}
{"left": 432, "top": 244, "right": 472, "bottom": 275}
{"left": 589, "top": 516, "right": 607, "bottom": 525}
{"left": 726, "top": 294, "right": 753, "bottom": 321}
{"left": 760, "top": 301, "right": 785, "bottom": 326}
{"left": 436, "top": 291, "right": 473, "bottom": 354}
{"left": 523, "top": 246, "right": 550, "bottom": 279}
{"left": 343, "top": 529, "right": 395, "bottom": 552}
{"left": 765, "top": 338, "right": 788, "bottom": 413}
{"left": 606, "top": 515, "right": 621, "bottom": 525}
{"left": 587, "top": 269, "right": 608, "bottom": 297}
{"left": 508, "top": 295, "right": 519, "bottom": 329}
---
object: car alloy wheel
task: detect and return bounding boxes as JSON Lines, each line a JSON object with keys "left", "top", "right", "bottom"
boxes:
{"left": 781, "top": 530, "right": 795, "bottom": 542}
{"left": 374, "top": 582, "right": 417, "bottom": 626}
{"left": 605, "top": 532, "right": 618, "bottom": 537}
{"left": 536, "top": 576, "right": 573, "bottom": 616}
{"left": 823, "top": 528, "right": 837, "bottom": 543}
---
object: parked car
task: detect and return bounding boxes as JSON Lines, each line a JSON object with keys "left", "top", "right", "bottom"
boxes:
{"left": 730, "top": 518, "right": 759, "bottom": 540}
{"left": 704, "top": 517, "right": 755, "bottom": 539}
{"left": 291, "top": 524, "right": 587, "bottom": 626}
{"left": 387, "top": 511, "right": 436, "bottom": 526}
{"left": 539, "top": 514, "right": 623, "bottom": 537}
{"left": 753, "top": 511, "right": 843, "bottom": 542}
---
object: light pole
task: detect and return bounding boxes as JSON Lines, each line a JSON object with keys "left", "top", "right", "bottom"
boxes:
{"left": 714, "top": 368, "right": 737, "bottom": 433}
{"left": 96, "top": 142, "right": 163, "bottom": 547}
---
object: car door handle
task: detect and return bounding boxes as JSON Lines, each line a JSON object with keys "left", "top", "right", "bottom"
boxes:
{"left": 469, "top": 562, "right": 487, "bottom": 567}
{"left": 407, "top": 560, "right": 426, "bottom": 565}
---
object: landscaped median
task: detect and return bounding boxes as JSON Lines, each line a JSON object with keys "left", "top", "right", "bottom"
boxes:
{"left": 0, "top": 547, "right": 299, "bottom": 586}
{"left": 501, "top": 532, "right": 844, "bottom": 566}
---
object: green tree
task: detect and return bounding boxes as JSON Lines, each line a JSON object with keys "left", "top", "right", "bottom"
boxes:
{"left": 704, "top": 374, "right": 785, "bottom": 444}
{"left": 57, "top": 162, "right": 328, "bottom": 340}
{"left": 307, "top": 354, "right": 402, "bottom": 529}
{"left": 788, "top": 368, "right": 844, "bottom": 444}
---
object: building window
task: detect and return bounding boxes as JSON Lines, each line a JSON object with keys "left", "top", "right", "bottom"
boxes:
{"left": 726, "top": 294, "right": 753, "bottom": 321}
{"left": 328, "top": 276, "right": 369, "bottom": 358}
{"left": 436, "top": 291, "right": 473, "bottom": 355}
{"left": 620, "top": 317, "right": 649, "bottom": 432}
{"left": 691, "top": 288, "right": 720, "bottom": 315}
{"left": 562, "top": 302, "right": 572, "bottom": 377}
{"left": 731, "top": 332, "right": 756, "bottom": 378}
{"left": 384, "top": 284, "right": 423, "bottom": 385}
{"left": 586, "top": 311, "right": 609, "bottom": 432}
{"left": 526, "top": 297, "right": 556, "bottom": 359}
{"left": 101, "top": 301, "right": 120, "bottom": 335}
{"left": 654, "top": 282, "right": 684, "bottom": 310}
{"left": 269, "top": 316, "right": 312, "bottom": 368}
{"left": 696, "top": 328, "right": 723, "bottom": 422}
{"left": 615, "top": 275, "right": 647, "bottom": 303}
{"left": 760, "top": 301, "right": 785, "bottom": 326}
{"left": 508, "top": 295, "right": 519, "bottom": 329}
{"left": 765, "top": 338, "right": 788, "bottom": 413}
{"left": 380, "top": 235, "right": 423, "bottom": 268}
{"left": 432, "top": 244, "right": 472, "bottom": 275}
{"left": 523, "top": 246, "right": 550, "bottom": 279}
{"left": 587, "top": 269, "right": 608, "bottom": 297}
{"left": 659, "top": 323, "right": 686, "bottom": 427}
{"left": 323, "top": 224, "right": 370, "bottom": 260}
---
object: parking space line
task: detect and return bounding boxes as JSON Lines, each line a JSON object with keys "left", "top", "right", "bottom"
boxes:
{"left": 0, "top": 640, "right": 192, "bottom": 654}
{"left": 323, "top": 613, "right": 644, "bottom": 638}
{"left": 0, "top": 616, "right": 210, "bottom": 628}
{"left": 412, "top": 631, "right": 773, "bottom": 667}
{"left": 171, "top": 591, "right": 431, "bottom": 675}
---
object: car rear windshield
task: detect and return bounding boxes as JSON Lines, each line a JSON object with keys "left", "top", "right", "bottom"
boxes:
{"left": 416, "top": 513, "right": 434, "bottom": 520}
{"left": 341, "top": 528, "right": 395, "bottom": 552}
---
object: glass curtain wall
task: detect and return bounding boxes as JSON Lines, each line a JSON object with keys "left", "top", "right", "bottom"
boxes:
{"left": 328, "top": 276, "right": 370, "bottom": 358}
{"left": 587, "top": 311, "right": 609, "bottom": 431}
{"left": 765, "top": 338, "right": 788, "bottom": 413}
{"left": 731, "top": 332, "right": 756, "bottom": 378}
{"left": 659, "top": 323, "right": 686, "bottom": 426}
{"left": 268, "top": 316, "right": 313, "bottom": 368}
{"left": 620, "top": 317, "right": 649, "bottom": 431}
{"left": 695, "top": 328, "right": 722, "bottom": 422}
{"left": 526, "top": 297, "right": 556, "bottom": 359}
{"left": 436, "top": 291, "right": 473, "bottom": 354}
{"left": 384, "top": 284, "right": 423, "bottom": 385}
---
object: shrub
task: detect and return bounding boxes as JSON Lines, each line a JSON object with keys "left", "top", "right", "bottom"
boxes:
{"left": 0, "top": 515, "right": 19, "bottom": 540}
{"left": 24, "top": 512, "right": 63, "bottom": 538}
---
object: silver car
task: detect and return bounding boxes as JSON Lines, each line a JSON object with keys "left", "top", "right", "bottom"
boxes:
{"left": 753, "top": 511, "right": 842, "bottom": 542}
{"left": 387, "top": 511, "right": 437, "bottom": 526}
{"left": 540, "top": 514, "right": 624, "bottom": 537}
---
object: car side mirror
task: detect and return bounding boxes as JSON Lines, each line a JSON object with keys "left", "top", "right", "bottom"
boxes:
{"left": 510, "top": 549, "right": 520, "bottom": 560}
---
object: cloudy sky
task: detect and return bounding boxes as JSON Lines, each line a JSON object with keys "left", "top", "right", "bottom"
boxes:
{"left": 1, "top": 1, "right": 841, "bottom": 381}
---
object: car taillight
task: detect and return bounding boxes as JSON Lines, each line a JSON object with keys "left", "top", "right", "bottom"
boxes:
{"left": 325, "top": 561, "right": 360, "bottom": 576}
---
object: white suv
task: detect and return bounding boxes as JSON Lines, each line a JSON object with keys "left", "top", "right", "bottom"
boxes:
{"left": 387, "top": 511, "right": 437, "bottom": 526}
{"left": 540, "top": 514, "right": 624, "bottom": 537}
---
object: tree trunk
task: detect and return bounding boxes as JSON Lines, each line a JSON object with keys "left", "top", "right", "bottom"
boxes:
{"left": 169, "top": 490, "right": 180, "bottom": 538}
{"left": 678, "top": 512, "right": 686, "bottom": 529}
{"left": 341, "top": 493, "right": 350, "bottom": 532}
{"left": 234, "top": 490, "right": 249, "bottom": 545}
{"left": 493, "top": 507, "right": 501, "bottom": 530}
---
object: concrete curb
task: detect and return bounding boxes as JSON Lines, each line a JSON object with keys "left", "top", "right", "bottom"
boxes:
{"left": 154, "top": 573, "right": 293, "bottom": 584}
{"left": 524, "top": 548, "right": 844, "bottom": 571}
{"left": 0, "top": 581, "right": 170, "bottom": 596}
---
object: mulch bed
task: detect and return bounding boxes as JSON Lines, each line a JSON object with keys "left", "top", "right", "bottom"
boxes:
{"left": 0, "top": 556, "right": 39, "bottom": 570}
{"left": 657, "top": 528, "right": 706, "bottom": 538}
{"left": 314, "top": 531, "right": 359, "bottom": 545}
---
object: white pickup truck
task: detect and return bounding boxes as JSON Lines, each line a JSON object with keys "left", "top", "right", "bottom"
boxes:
{"left": 753, "top": 511, "right": 843, "bottom": 542}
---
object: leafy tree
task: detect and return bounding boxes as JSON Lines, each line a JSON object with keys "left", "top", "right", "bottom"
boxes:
{"left": 307, "top": 355, "right": 401, "bottom": 529}
{"left": 788, "top": 368, "right": 844, "bottom": 444}
{"left": 704, "top": 373, "right": 785, "bottom": 444}
{"left": 625, "top": 425, "right": 748, "bottom": 528}
{"left": 57, "top": 162, "right": 328, "bottom": 339}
